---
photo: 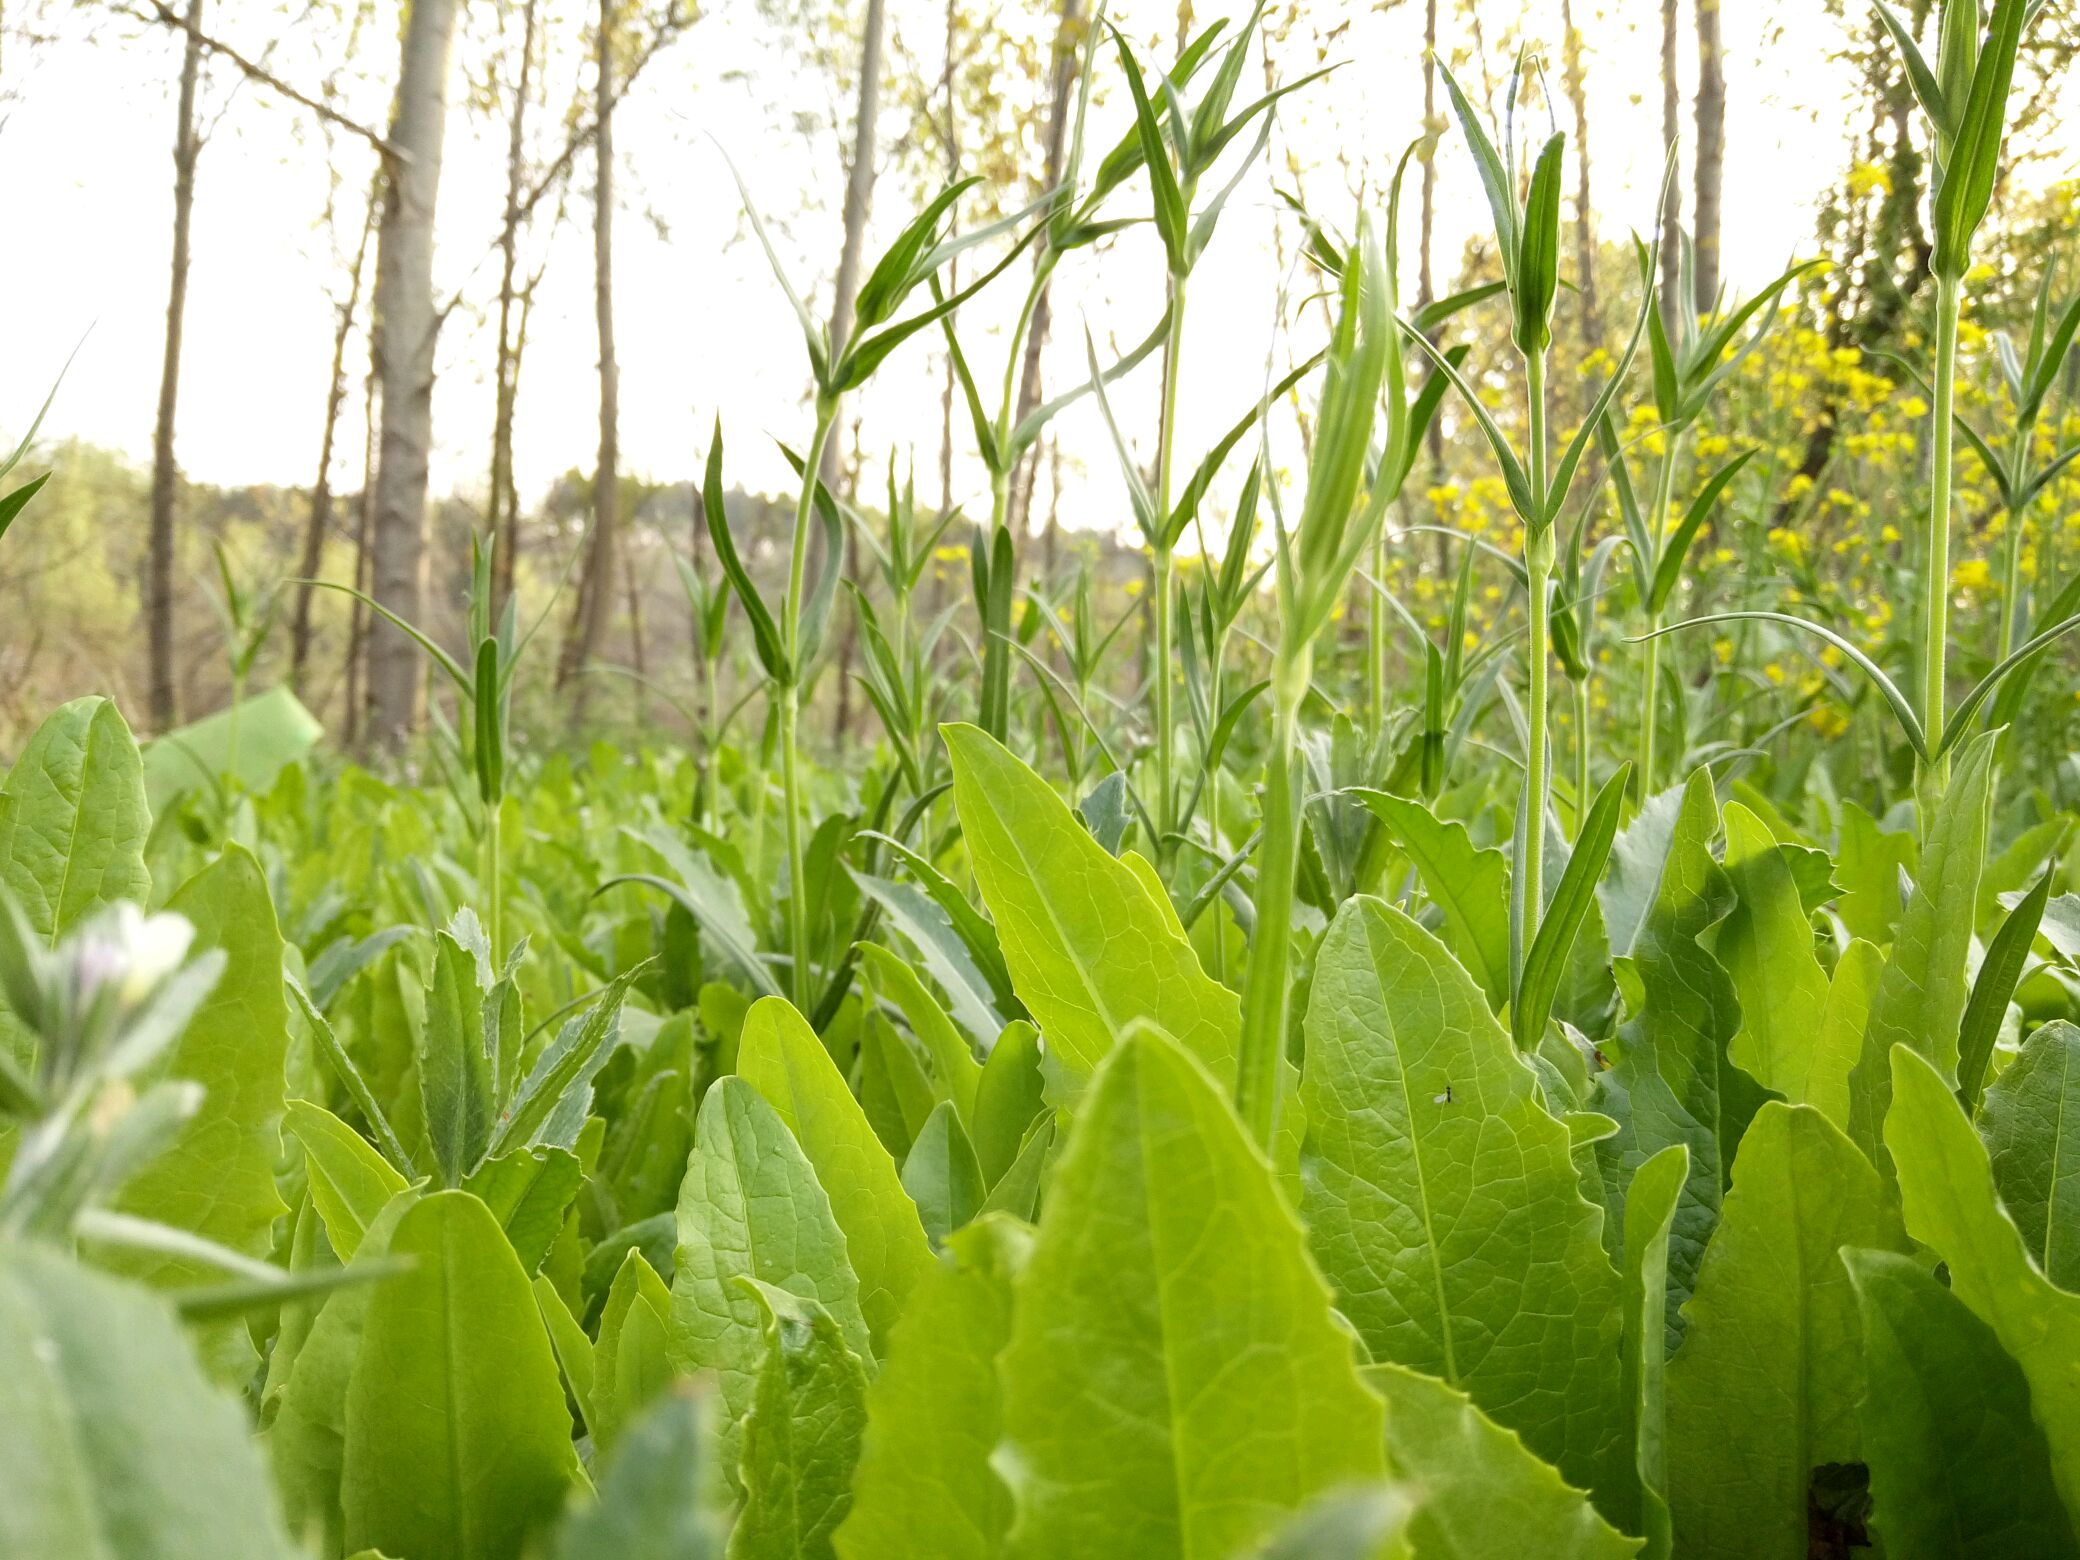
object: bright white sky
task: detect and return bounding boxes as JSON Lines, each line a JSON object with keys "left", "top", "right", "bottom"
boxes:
{"left": 1, "top": 0, "right": 2054, "bottom": 529}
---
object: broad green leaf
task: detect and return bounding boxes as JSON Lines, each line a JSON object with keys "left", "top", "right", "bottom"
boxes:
{"left": 900, "top": 1100, "right": 985, "bottom": 1245}
{"left": 835, "top": 1217, "right": 1027, "bottom": 1560}
{"left": 732, "top": 1281, "right": 870, "bottom": 1560}
{"left": 1366, "top": 1362, "right": 1641, "bottom": 1560}
{"left": 0, "top": 1240, "right": 297, "bottom": 1559}
{"left": 285, "top": 1098, "right": 408, "bottom": 1261}
{"left": 489, "top": 963, "right": 640, "bottom": 1159}
{"left": 851, "top": 868, "right": 1011, "bottom": 1048}
{"left": 1593, "top": 771, "right": 1762, "bottom": 1342}
{"left": 972, "top": 1020, "right": 1044, "bottom": 1186}
{"left": 1255, "top": 1486, "right": 1415, "bottom": 1560}
{"left": 1981, "top": 1021, "right": 2080, "bottom": 1288}
{"left": 0, "top": 696, "right": 152, "bottom": 1069}
{"left": 1844, "top": 1247, "right": 2080, "bottom": 1559}
{"left": 1300, "top": 895, "right": 1625, "bottom": 1511}
{"left": 856, "top": 941, "right": 981, "bottom": 1126}
{"left": 0, "top": 694, "right": 152, "bottom": 947}
{"left": 944, "top": 723, "right": 1239, "bottom": 1096}
{"left": 267, "top": 1190, "right": 419, "bottom": 1553}
{"left": 1849, "top": 731, "right": 1997, "bottom": 1175}
{"left": 1665, "top": 1104, "right": 1910, "bottom": 1560}
{"left": 592, "top": 1248, "right": 676, "bottom": 1454}
{"left": 1833, "top": 799, "right": 1916, "bottom": 945}
{"left": 110, "top": 844, "right": 290, "bottom": 1381}
{"left": 1617, "top": 1145, "right": 1687, "bottom": 1558}
{"left": 1717, "top": 804, "right": 1833, "bottom": 1113}
{"left": 419, "top": 929, "right": 493, "bottom": 1186}
{"left": 1356, "top": 789, "right": 1512, "bottom": 1007}
{"left": 998, "top": 1026, "right": 1384, "bottom": 1559}
{"left": 534, "top": 1274, "right": 597, "bottom": 1435}
{"left": 142, "top": 684, "right": 322, "bottom": 814}
{"left": 1597, "top": 783, "right": 1683, "bottom": 959}
{"left": 553, "top": 1384, "right": 729, "bottom": 1560}
{"left": 463, "top": 1146, "right": 583, "bottom": 1275}
{"left": 668, "top": 1077, "right": 870, "bottom": 1478}
{"left": 737, "top": 995, "right": 932, "bottom": 1354}
{"left": 1885, "top": 1043, "right": 2080, "bottom": 1515}
{"left": 1812, "top": 939, "right": 1881, "bottom": 1136}
{"left": 343, "top": 1189, "right": 577, "bottom": 1560}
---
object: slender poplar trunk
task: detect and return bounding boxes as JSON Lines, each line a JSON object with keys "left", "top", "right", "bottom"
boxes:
{"left": 1694, "top": 0, "right": 1725, "bottom": 310}
{"left": 1559, "top": 0, "right": 1602, "bottom": 360}
{"left": 366, "top": 0, "right": 461, "bottom": 749}
{"left": 291, "top": 185, "right": 377, "bottom": 685}
{"left": 1659, "top": 0, "right": 1681, "bottom": 327}
{"left": 491, "top": 0, "right": 540, "bottom": 614}
{"left": 148, "top": 0, "right": 205, "bottom": 733}
{"left": 563, "top": 0, "right": 620, "bottom": 716}
{"left": 1006, "top": 0, "right": 1086, "bottom": 537}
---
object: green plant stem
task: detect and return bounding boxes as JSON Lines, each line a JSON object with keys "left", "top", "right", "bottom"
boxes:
{"left": 779, "top": 685, "right": 810, "bottom": 1009}
{"left": 1366, "top": 526, "right": 1388, "bottom": 736}
{"left": 1997, "top": 497, "right": 2024, "bottom": 664}
{"left": 1572, "top": 677, "right": 1592, "bottom": 840}
{"left": 484, "top": 798, "right": 504, "bottom": 965}
{"left": 780, "top": 401, "right": 838, "bottom": 1012}
{"left": 1204, "top": 650, "right": 1227, "bottom": 987}
{"left": 1517, "top": 352, "right": 1552, "bottom": 978}
{"left": 1236, "top": 668, "right": 1305, "bottom": 1149}
{"left": 1637, "top": 435, "right": 1682, "bottom": 799}
{"left": 1146, "top": 272, "right": 1190, "bottom": 850}
{"left": 1924, "top": 270, "right": 1962, "bottom": 796}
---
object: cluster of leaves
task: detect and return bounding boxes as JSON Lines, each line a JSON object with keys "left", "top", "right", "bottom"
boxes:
{"left": 12, "top": 2, "right": 2080, "bottom": 1558}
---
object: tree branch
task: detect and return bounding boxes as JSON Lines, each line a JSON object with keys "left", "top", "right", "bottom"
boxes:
{"left": 129, "top": 0, "right": 403, "bottom": 166}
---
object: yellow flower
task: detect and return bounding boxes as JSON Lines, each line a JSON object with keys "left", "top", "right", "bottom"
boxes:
{"left": 1953, "top": 558, "right": 1993, "bottom": 593}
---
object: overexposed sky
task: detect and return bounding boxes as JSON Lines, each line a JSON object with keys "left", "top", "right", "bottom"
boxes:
{"left": 2, "top": 0, "right": 2063, "bottom": 530}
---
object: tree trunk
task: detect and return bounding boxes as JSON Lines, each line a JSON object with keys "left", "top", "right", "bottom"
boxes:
{"left": 1560, "top": 0, "right": 1601, "bottom": 360}
{"left": 1694, "top": 0, "right": 1725, "bottom": 310}
{"left": 491, "top": 0, "right": 541, "bottom": 614}
{"left": 344, "top": 361, "right": 377, "bottom": 747}
{"left": 1660, "top": 0, "right": 1681, "bottom": 327}
{"left": 365, "top": 0, "right": 461, "bottom": 750}
{"left": 827, "top": 0, "right": 887, "bottom": 429}
{"left": 147, "top": 0, "right": 204, "bottom": 733}
{"left": 823, "top": 0, "right": 887, "bottom": 741}
{"left": 1007, "top": 0, "right": 1086, "bottom": 537}
{"left": 290, "top": 182, "right": 377, "bottom": 686}
{"left": 561, "top": 0, "right": 619, "bottom": 713}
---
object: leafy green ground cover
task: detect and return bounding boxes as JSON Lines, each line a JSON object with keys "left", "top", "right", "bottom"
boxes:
{"left": 9, "top": 1, "right": 2080, "bottom": 1556}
